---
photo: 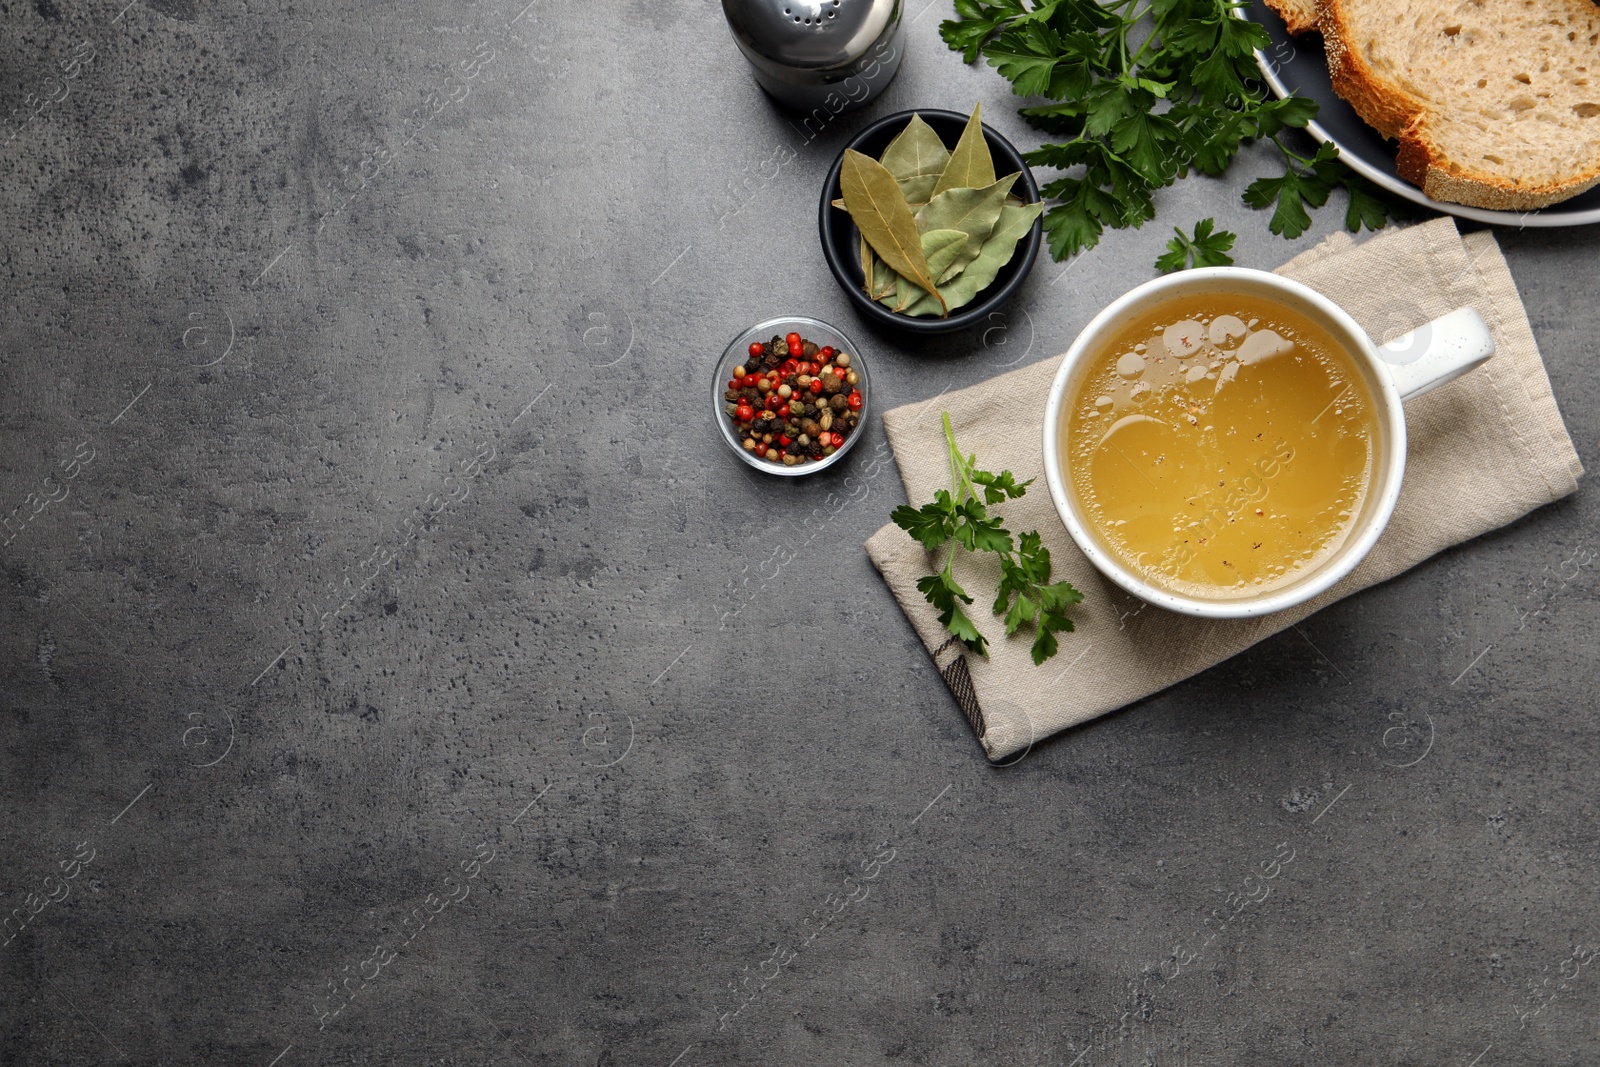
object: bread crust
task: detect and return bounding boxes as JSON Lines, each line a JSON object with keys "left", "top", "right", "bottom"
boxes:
{"left": 1318, "top": 0, "right": 1421, "bottom": 141}
{"left": 1396, "top": 119, "right": 1600, "bottom": 211}
{"left": 1318, "top": 0, "right": 1600, "bottom": 211}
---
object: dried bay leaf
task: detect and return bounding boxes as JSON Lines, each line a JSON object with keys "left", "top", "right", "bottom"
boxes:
{"left": 894, "top": 229, "right": 968, "bottom": 311}
{"left": 892, "top": 278, "right": 913, "bottom": 313}
{"left": 930, "top": 101, "right": 996, "bottom": 199}
{"left": 871, "top": 253, "right": 898, "bottom": 300}
{"left": 922, "top": 229, "right": 971, "bottom": 282}
{"left": 917, "top": 174, "right": 1020, "bottom": 284}
{"left": 917, "top": 172, "right": 1019, "bottom": 257}
{"left": 936, "top": 242, "right": 982, "bottom": 286}
{"left": 927, "top": 229, "right": 976, "bottom": 288}
{"left": 840, "top": 149, "right": 945, "bottom": 314}
{"left": 844, "top": 205, "right": 892, "bottom": 298}
{"left": 900, "top": 201, "right": 1044, "bottom": 317}
{"left": 879, "top": 113, "right": 951, "bottom": 208}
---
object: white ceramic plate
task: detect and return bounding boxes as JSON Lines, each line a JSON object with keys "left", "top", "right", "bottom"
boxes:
{"left": 1240, "top": 3, "right": 1600, "bottom": 228}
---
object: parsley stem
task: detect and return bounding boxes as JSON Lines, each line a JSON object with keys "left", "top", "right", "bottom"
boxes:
{"left": 1272, "top": 135, "right": 1316, "bottom": 168}
{"left": 942, "top": 412, "right": 979, "bottom": 506}
{"left": 944, "top": 412, "right": 963, "bottom": 499}
{"left": 1125, "top": 8, "right": 1159, "bottom": 67}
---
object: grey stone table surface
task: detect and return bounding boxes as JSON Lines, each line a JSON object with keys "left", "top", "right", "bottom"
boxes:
{"left": 2, "top": 2, "right": 1597, "bottom": 1065}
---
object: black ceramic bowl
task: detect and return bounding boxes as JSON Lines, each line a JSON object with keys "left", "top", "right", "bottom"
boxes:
{"left": 819, "top": 108, "right": 1043, "bottom": 336}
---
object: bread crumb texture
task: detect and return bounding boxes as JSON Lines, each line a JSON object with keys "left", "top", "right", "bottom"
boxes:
{"left": 1261, "top": 0, "right": 1320, "bottom": 35}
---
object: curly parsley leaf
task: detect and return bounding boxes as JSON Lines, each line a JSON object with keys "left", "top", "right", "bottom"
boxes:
{"left": 892, "top": 413, "right": 1082, "bottom": 665}
{"left": 1156, "top": 217, "right": 1237, "bottom": 273}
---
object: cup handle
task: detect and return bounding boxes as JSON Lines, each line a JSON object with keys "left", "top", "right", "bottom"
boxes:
{"left": 1376, "top": 306, "right": 1495, "bottom": 402}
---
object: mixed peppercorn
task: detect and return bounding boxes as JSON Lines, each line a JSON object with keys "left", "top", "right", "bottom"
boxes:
{"left": 725, "top": 331, "right": 864, "bottom": 467}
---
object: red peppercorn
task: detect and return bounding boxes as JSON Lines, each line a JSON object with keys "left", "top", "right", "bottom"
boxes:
{"left": 737, "top": 404, "right": 754, "bottom": 422}
{"left": 778, "top": 403, "right": 790, "bottom": 418}
{"left": 765, "top": 394, "right": 781, "bottom": 411}
{"left": 809, "top": 379, "right": 823, "bottom": 395}
{"left": 847, "top": 391, "right": 863, "bottom": 411}
{"left": 748, "top": 341, "right": 763, "bottom": 358}
{"left": 779, "top": 435, "right": 792, "bottom": 447}
{"left": 820, "top": 346, "right": 834, "bottom": 358}
{"left": 830, "top": 432, "right": 844, "bottom": 448}
{"left": 782, "top": 359, "right": 798, "bottom": 375}
{"left": 785, "top": 332, "right": 801, "bottom": 348}
{"left": 787, "top": 341, "right": 802, "bottom": 358}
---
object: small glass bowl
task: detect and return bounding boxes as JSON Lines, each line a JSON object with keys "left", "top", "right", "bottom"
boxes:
{"left": 712, "top": 316, "right": 870, "bottom": 477}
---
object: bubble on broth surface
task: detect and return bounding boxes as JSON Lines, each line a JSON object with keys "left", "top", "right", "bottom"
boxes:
{"left": 1098, "top": 413, "right": 1170, "bottom": 447}
{"left": 1237, "top": 329, "right": 1294, "bottom": 365}
{"left": 1209, "top": 315, "right": 1248, "bottom": 346}
{"left": 1116, "top": 352, "right": 1146, "bottom": 378}
{"left": 1163, "top": 320, "right": 1206, "bottom": 358}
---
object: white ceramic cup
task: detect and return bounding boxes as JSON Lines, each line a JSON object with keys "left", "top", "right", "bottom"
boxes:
{"left": 1041, "top": 267, "right": 1495, "bottom": 619}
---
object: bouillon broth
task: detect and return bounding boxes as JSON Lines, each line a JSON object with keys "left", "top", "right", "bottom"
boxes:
{"left": 1063, "top": 293, "right": 1378, "bottom": 600}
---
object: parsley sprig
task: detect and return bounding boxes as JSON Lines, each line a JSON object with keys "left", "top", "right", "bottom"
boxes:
{"left": 1156, "top": 216, "right": 1236, "bottom": 272}
{"left": 940, "top": 0, "right": 1405, "bottom": 258}
{"left": 891, "top": 413, "right": 1084, "bottom": 665}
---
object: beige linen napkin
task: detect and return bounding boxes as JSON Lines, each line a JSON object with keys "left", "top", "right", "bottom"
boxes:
{"left": 866, "top": 217, "right": 1583, "bottom": 761}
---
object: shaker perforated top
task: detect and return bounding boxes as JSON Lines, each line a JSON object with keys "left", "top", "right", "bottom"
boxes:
{"left": 722, "top": 0, "right": 899, "bottom": 70}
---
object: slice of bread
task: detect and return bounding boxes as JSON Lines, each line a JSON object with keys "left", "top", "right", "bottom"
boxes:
{"left": 1319, "top": 0, "right": 1600, "bottom": 210}
{"left": 1260, "top": 0, "right": 1319, "bottom": 36}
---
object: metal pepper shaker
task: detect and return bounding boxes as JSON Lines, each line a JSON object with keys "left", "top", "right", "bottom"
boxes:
{"left": 721, "top": 0, "right": 904, "bottom": 114}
